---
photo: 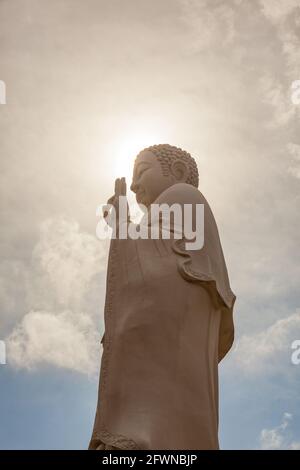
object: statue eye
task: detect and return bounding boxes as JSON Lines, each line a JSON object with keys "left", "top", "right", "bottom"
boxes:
{"left": 137, "top": 167, "right": 148, "bottom": 178}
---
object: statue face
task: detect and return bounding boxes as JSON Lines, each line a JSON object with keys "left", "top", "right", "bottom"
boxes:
{"left": 130, "top": 150, "right": 176, "bottom": 207}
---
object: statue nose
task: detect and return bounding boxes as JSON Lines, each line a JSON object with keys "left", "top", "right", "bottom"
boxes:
{"left": 130, "top": 181, "right": 139, "bottom": 193}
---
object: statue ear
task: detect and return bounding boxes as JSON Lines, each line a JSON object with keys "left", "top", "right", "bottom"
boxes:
{"left": 170, "top": 159, "right": 189, "bottom": 182}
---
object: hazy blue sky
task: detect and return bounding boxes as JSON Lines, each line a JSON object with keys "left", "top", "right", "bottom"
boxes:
{"left": 1, "top": 0, "right": 300, "bottom": 449}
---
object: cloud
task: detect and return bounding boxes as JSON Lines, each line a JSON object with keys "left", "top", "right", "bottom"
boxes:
{"left": 260, "top": 413, "right": 300, "bottom": 449}
{"left": 31, "top": 217, "right": 107, "bottom": 308}
{"left": 232, "top": 311, "right": 300, "bottom": 375}
{"left": 260, "top": 0, "right": 300, "bottom": 24}
{"left": 4, "top": 217, "right": 107, "bottom": 376}
{"left": 179, "top": 0, "right": 237, "bottom": 51}
{"left": 258, "top": 1, "right": 300, "bottom": 127}
{"left": 287, "top": 142, "right": 300, "bottom": 179}
{"left": 6, "top": 310, "right": 100, "bottom": 376}
{"left": 261, "top": 0, "right": 300, "bottom": 80}
{"left": 259, "top": 74, "right": 296, "bottom": 128}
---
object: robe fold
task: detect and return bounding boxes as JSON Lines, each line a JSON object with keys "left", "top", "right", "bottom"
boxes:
{"left": 89, "top": 183, "right": 236, "bottom": 450}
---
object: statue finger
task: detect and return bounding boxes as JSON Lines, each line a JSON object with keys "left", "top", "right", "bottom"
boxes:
{"left": 120, "top": 177, "right": 126, "bottom": 195}
{"left": 114, "top": 178, "right": 120, "bottom": 196}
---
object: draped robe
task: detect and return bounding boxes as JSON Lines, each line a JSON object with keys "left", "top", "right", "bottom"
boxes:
{"left": 89, "top": 183, "right": 236, "bottom": 450}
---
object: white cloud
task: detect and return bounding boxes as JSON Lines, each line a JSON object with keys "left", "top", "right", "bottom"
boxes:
{"left": 31, "top": 217, "right": 107, "bottom": 308}
{"left": 260, "top": 413, "right": 300, "bottom": 449}
{"left": 6, "top": 310, "right": 100, "bottom": 376}
{"left": 232, "top": 311, "right": 300, "bottom": 375}
{"left": 4, "top": 217, "right": 107, "bottom": 376}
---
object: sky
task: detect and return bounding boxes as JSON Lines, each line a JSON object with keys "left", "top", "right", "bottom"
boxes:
{"left": 0, "top": 0, "right": 300, "bottom": 449}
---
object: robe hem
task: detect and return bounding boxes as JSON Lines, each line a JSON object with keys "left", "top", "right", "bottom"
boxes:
{"left": 89, "top": 428, "right": 141, "bottom": 450}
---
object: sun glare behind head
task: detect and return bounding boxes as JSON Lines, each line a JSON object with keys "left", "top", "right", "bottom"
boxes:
{"left": 113, "top": 133, "right": 161, "bottom": 185}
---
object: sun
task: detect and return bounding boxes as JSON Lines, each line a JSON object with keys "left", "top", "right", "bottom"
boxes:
{"left": 113, "top": 133, "right": 162, "bottom": 187}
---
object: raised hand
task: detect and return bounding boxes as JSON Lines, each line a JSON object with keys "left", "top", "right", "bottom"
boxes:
{"left": 103, "top": 177, "right": 129, "bottom": 233}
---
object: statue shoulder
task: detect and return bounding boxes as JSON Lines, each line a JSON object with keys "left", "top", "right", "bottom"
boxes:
{"left": 155, "top": 183, "right": 206, "bottom": 206}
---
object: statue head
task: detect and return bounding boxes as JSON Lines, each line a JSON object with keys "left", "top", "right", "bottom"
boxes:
{"left": 130, "top": 144, "right": 199, "bottom": 207}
